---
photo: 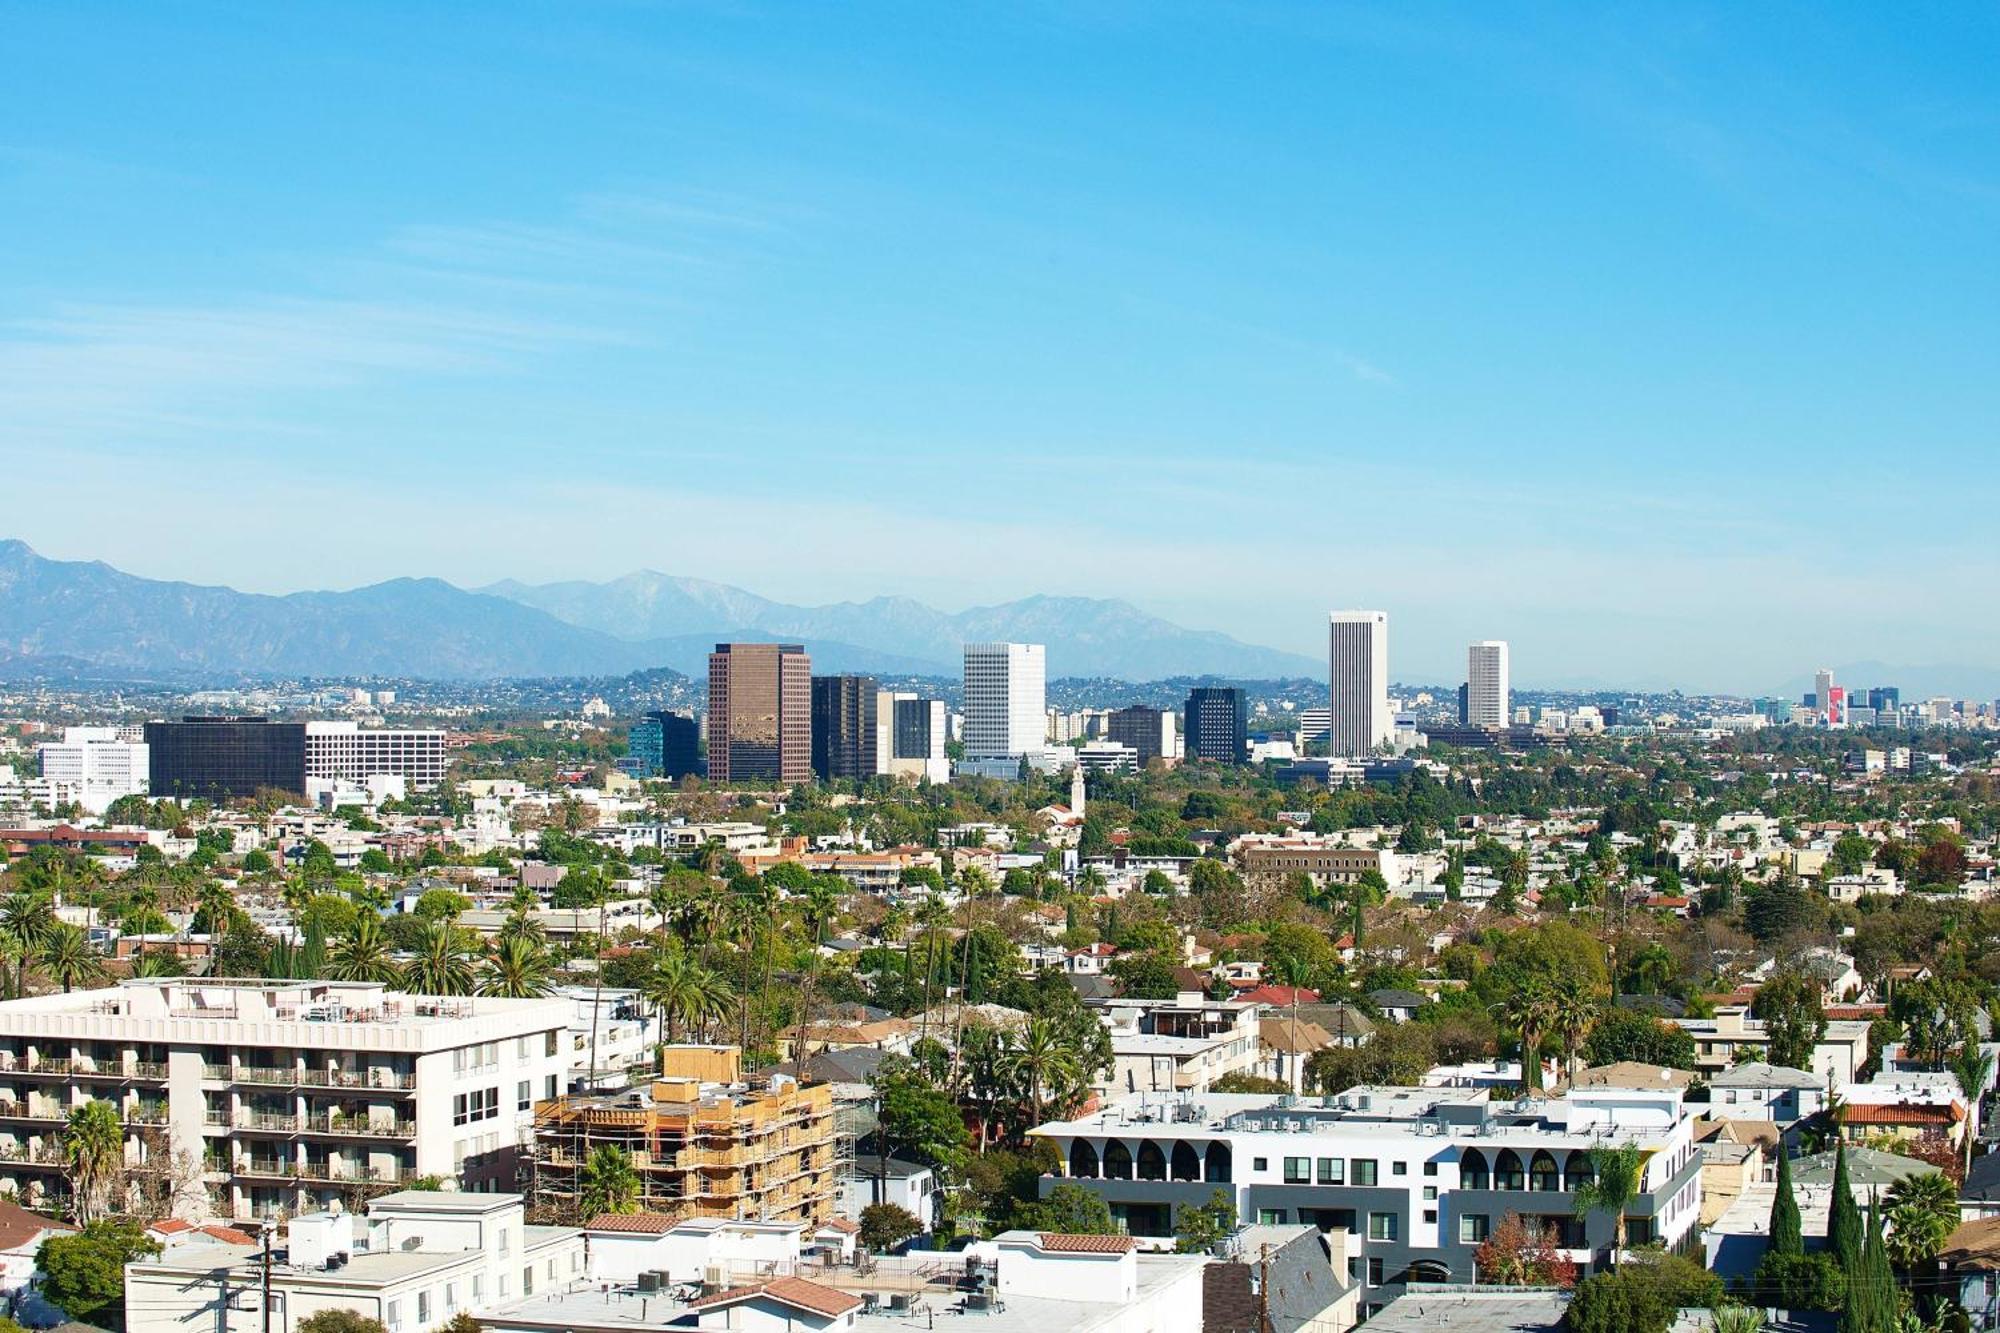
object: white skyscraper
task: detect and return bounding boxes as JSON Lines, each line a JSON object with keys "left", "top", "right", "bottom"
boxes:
{"left": 962, "top": 642, "right": 1047, "bottom": 760}
{"left": 1467, "top": 640, "right": 1510, "bottom": 730}
{"left": 1327, "top": 611, "right": 1391, "bottom": 757}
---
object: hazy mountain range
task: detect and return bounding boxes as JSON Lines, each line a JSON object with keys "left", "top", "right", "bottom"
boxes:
{"left": 0, "top": 541, "right": 1320, "bottom": 682}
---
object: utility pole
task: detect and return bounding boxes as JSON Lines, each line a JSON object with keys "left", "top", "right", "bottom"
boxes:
{"left": 260, "top": 1222, "right": 274, "bottom": 1333}
{"left": 1255, "top": 1244, "right": 1273, "bottom": 1333}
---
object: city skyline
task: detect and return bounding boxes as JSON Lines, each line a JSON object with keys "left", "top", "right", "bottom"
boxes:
{"left": 5, "top": 6, "right": 1999, "bottom": 688}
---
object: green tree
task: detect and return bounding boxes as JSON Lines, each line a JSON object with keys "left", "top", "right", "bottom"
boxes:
{"left": 1769, "top": 1148, "right": 1802, "bottom": 1257}
{"left": 326, "top": 915, "right": 400, "bottom": 984}
{"left": 297, "top": 1312, "right": 391, "bottom": 1333}
{"left": 858, "top": 1203, "right": 922, "bottom": 1253}
{"left": 38, "top": 925, "right": 104, "bottom": 993}
{"left": 1827, "top": 1143, "right": 1862, "bottom": 1271}
{"left": 1019, "top": 1182, "right": 1115, "bottom": 1234}
{"left": 1751, "top": 970, "right": 1827, "bottom": 1071}
{"left": 577, "top": 1144, "right": 640, "bottom": 1218}
{"left": 1564, "top": 1252, "right": 1721, "bottom": 1333}
{"left": 1174, "top": 1189, "right": 1238, "bottom": 1254}
{"left": 872, "top": 1057, "right": 969, "bottom": 1174}
{"left": 1573, "top": 1142, "right": 1647, "bottom": 1265}
{"left": 1749, "top": 1253, "right": 1845, "bottom": 1312}
{"left": 63, "top": 1099, "right": 125, "bottom": 1224}
{"left": 1583, "top": 1008, "right": 1697, "bottom": 1070}
{"left": 401, "top": 920, "right": 477, "bottom": 996}
{"left": 37, "top": 1220, "right": 161, "bottom": 1326}
{"left": 1883, "top": 1170, "right": 1958, "bottom": 1270}
{"left": 1841, "top": 1206, "right": 1897, "bottom": 1333}
{"left": 412, "top": 889, "right": 470, "bottom": 922}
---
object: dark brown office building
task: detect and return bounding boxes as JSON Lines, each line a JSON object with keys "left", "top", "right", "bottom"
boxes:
{"left": 1184, "top": 687, "right": 1248, "bottom": 764}
{"left": 145, "top": 716, "right": 308, "bottom": 800}
{"left": 810, "top": 675, "right": 879, "bottom": 781}
{"left": 707, "top": 643, "right": 812, "bottom": 784}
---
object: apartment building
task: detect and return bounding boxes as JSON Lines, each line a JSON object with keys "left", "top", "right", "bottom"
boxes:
{"left": 0, "top": 979, "right": 570, "bottom": 1222}
{"left": 1232, "top": 835, "right": 1399, "bottom": 888}
{"left": 1091, "top": 998, "right": 1264, "bottom": 1096}
{"left": 126, "top": 1190, "right": 583, "bottom": 1333}
{"left": 1031, "top": 1084, "right": 1702, "bottom": 1315}
{"left": 533, "top": 1046, "right": 836, "bottom": 1226}
{"left": 305, "top": 722, "right": 449, "bottom": 790}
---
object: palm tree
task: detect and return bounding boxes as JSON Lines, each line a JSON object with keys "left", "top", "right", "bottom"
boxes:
{"left": 1949, "top": 1045, "right": 1995, "bottom": 1177}
{"left": 130, "top": 949, "right": 188, "bottom": 978}
{"left": 402, "top": 921, "right": 477, "bottom": 996}
{"left": 791, "top": 879, "right": 842, "bottom": 1066}
{"left": 646, "top": 953, "right": 736, "bottom": 1044}
{"left": 913, "top": 893, "right": 949, "bottom": 1039}
{"left": 576, "top": 1143, "right": 640, "bottom": 1219}
{"left": 1884, "top": 1170, "right": 1959, "bottom": 1271}
{"left": 63, "top": 1099, "right": 125, "bottom": 1224}
{"left": 1573, "top": 1142, "right": 1647, "bottom": 1266}
{"left": 478, "top": 935, "right": 555, "bottom": 998}
{"left": 1545, "top": 980, "right": 1600, "bottom": 1087}
{"left": 0, "top": 892, "right": 58, "bottom": 997}
{"left": 1002, "top": 1015, "right": 1082, "bottom": 1131}
{"left": 38, "top": 926, "right": 103, "bottom": 993}
{"left": 326, "top": 916, "right": 400, "bottom": 984}
{"left": 1498, "top": 979, "right": 1556, "bottom": 1091}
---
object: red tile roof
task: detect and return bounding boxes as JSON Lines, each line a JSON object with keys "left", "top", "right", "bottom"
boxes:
{"left": 201, "top": 1225, "right": 260, "bottom": 1246}
{"left": 585, "top": 1213, "right": 679, "bottom": 1233}
{"left": 1839, "top": 1104, "right": 1964, "bottom": 1127}
{"left": 1036, "top": 1232, "right": 1138, "bottom": 1253}
{"left": 690, "top": 1278, "right": 862, "bottom": 1318}
{"left": 817, "top": 1217, "right": 860, "bottom": 1234}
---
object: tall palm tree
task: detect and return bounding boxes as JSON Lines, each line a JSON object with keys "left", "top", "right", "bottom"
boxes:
{"left": 576, "top": 1143, "right": 640, "bottom": 1219}
{"left": 326, "top": 916, "right": 400, "bottom": 984}
{"left": 1573, "top": 1142, "right": 1646, "bottom": 1266}
{"left": 913, "top": 893, "right": 950, "bottom": 1040}
{"left": 38, "top": 926, "right": 104, "bottom": 993}
{"left": 130, "top": 949, "right": 188, "bottom": 978}
{"left": 1950, "top": 1045, "right": 1995, "bottom": 1177}
{"left": 1545, "top": 980, "right": 1600, "bottom": 1088}
{"left": 478, "top": 935, "right": 554, "bottom": 998}
{"left": 1002, "top": 1015, "right": 1082, "bottom": 1132}
{"left": 645, "top": 952, "right": 735, "bottom": 1043}
{"left": 63, "top": 1099, "right": 125, "bottom": 1224}
{"left": 791, "top": 879, "right": 842, "bottom": 1065}
{"left": 402, "top": 921, "right": 477, "bottom": 996}
{"left": 0, "top": 892, "right": 58, "bottom": 998}
{"left": 1497, "top": 979, "right": 1556, "bottom": 1091}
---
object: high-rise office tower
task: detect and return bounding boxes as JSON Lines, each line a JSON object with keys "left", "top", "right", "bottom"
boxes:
{"left": 145, "top": 717, "right": 308, "bottom": 800}
{"left": 1327, "top": 611, "right": 1391, "bottom": 757}
{"left": 706, "top": 643, "right": 811, "bottom": 784}
{"left": 629, "top": 710, "right": 701, "bottom": 779}
{"left": 1868, "top": 687, "right": 1900, "bottom": 716}
{"left": 1183, "top": 687, "right": 1248, "bottom": 764}
{"left": 1814, "top": 668, "right": 1836, "bottom": 725}
{"left": 1455, "top": 683, "right": 1470, "bottom": 726}
{"left": 1106, "top": 706, "right": 1176, "bottom": 765}
{"left": 810, "top": 675, "right": 879, "bottom": 781}
{"left": 962, "top": 643, "right": 1047, "bottom": 760}
{"left": 1466, "top": 641, "right": 1510, "bottom": 730}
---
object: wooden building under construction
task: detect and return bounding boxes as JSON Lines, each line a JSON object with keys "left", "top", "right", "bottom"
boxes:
{"left": 533, "top": 1045, "right": 838, "bottom": 1225}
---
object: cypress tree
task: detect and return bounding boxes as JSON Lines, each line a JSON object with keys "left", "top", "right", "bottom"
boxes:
{"left": 1827, "top": 1143, "right": 1862, "bottom": 1271}
{"left": 1769, "top": 1147, "right": 1803, "bottom": 1257}
{"left": 1840, "top": 1205, "right": 1896, "bottom": 1333}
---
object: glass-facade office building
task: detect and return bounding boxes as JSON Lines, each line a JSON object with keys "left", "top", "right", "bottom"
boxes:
{"left": 144, "top": 717, "right": 308, "bottom": 800}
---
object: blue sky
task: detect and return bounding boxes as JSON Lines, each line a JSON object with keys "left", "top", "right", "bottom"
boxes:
{"left": 3, "top": 3, "right": 1996, "bottom": 692}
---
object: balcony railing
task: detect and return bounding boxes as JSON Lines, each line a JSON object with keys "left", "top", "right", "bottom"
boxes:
{"left": 302, "top": 1114, "right": 417, "bottom": 1139}
{"left": 209, "top": 1065, "right": 417, "bottom": 1091}
{"left": 0, "top": 1101, "right": 64, "bottom": 1122}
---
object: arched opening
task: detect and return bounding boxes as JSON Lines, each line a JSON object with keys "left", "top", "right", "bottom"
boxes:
{"left": 1136, "top": 1140, "right": 1167, "bottom": 1182}
{"left": 1530, "top": 1151, "right": 1561, "bottom": 1192}
{"left": 1459, "top": 1148, "right": 1489, "bottom": 1190}
{"left": 1564, "top": 1151, "right": 1594, "bottom": 1192}
{"left": 1406, "top": 1260, "right": 1452, "bottom": 1284}
{"left": 1069, "top": 1140, "right": 1100, "bottom": 1179}
{"left": 1104, "top": 1140, "right": 1134, "bottom": 1180}
{"left": 1170, "top": 1141, "right": 1202, "bottom": 1182}
{"left": 1494, "top": 1149, "right": 1525, "bottom": 1191}
{"left": 1204, "top": 1141, "right": 1233, "bottom": 1183}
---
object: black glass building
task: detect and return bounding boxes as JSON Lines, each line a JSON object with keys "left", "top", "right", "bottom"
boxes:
{"left": 630, "top": 710, "right": 702, "bottom": 779}
{"left": 1183, "top": 687, "right": 1248, "bottom": 764}
{"left": 810, "top": 675, "right": 879, "bottom": 781}
{"left": 144, "top": 716, "right": 308, "bottom": 800}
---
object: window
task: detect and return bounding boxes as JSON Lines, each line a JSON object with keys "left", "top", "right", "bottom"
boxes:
{"left": 1367, "top": 1258, "right": 1383, "bottom": 1285}
{"left": 517, "top": 1080, "right": 532, "bottom": 1112}
{"left": 1284, "top": 1157, "right": 1310, "bottom": 1184}
{"left": 545, "top": 1074, "right": 558, "bottom": 1099}
{"left": 1347, "top": 1258, "right": 1359, "bottom": 1281}
{"left": 516, "top": 1036, "right": 530, "bottom": 1059}
{"left": 499, "top": 1273, "right": 510, "bottom": 1298}
{"left": 1422, "top": 1186, "right": 1437, "bottom": 1201}
{"left": 1423, "top": 1162, "right": 1438, "bottom": 1177}
{"left": 1317, "top": 1158, "right": 1344, "bottom": 1184}
{"left": 1257, "top": 1209, "right": 1288, "bottom": 1225}
{"left": 445, "top": 1284, "right": 457, "bottom": 1311}
{"left": 545, "top": 1032, "right": 560, "bottom": 1057}
{"left": 1252, "top": 1157, "right": 1268, "bottom": 1172}
{"left": 1368, "top": 1213, "right": 1397, "bottom": 1241}
{"left": 1351, "top": 1159, "right": 1377, "bottom": 1186}
{"left": 1459, "top": 1214, "right": 1489, "bottom": 1244}
{"left": 1392, "top": 1161, "right": 1407, "bottom": 1176}
{"left": 385, "top": 1302, "right": 401, "bottom": 1331}
{"left": 472, "top": 1275, "right": 483, "bottom": 1302}
{"left": 454, "top": 1087, "right": 500, "bottom": 1126}
{"left": 417, "top": 1292, "right": 429, "bottom": 1322}
{"left": 498, "top": 1227, "right": 510, "bottom": 1257}
{"left": 1423, "top": 1209, "right": 1437, "bottom": 1224}
{"left": 522, "top": 1266, "right": 534, "bottom": 1297}
{"left": 547, "top": 1259, "right": 556, "bottom": 1280}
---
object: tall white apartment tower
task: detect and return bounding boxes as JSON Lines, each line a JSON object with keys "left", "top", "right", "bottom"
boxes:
{"left": 962, "top": 643, "right": 1047, "bottom": 760}
{"left": 1814, "top": 667, "right": 1836, "bottom": 724}
{"left": 1467, "top": 640, "right": 1511, "bottom": 730}
{"left": 1327, "top": 611, "right": 1391, "bottom": 757}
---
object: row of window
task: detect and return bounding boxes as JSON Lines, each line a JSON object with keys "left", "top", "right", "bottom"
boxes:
{"left": 1269, "top": 1155, "right": 1436, "bottom": 1186}
{"left": 453, "top": 1087, "right": 499, "bottom": 1126}
{"left": 381, "top": 1251, "right": 584, "bottom": 1330}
